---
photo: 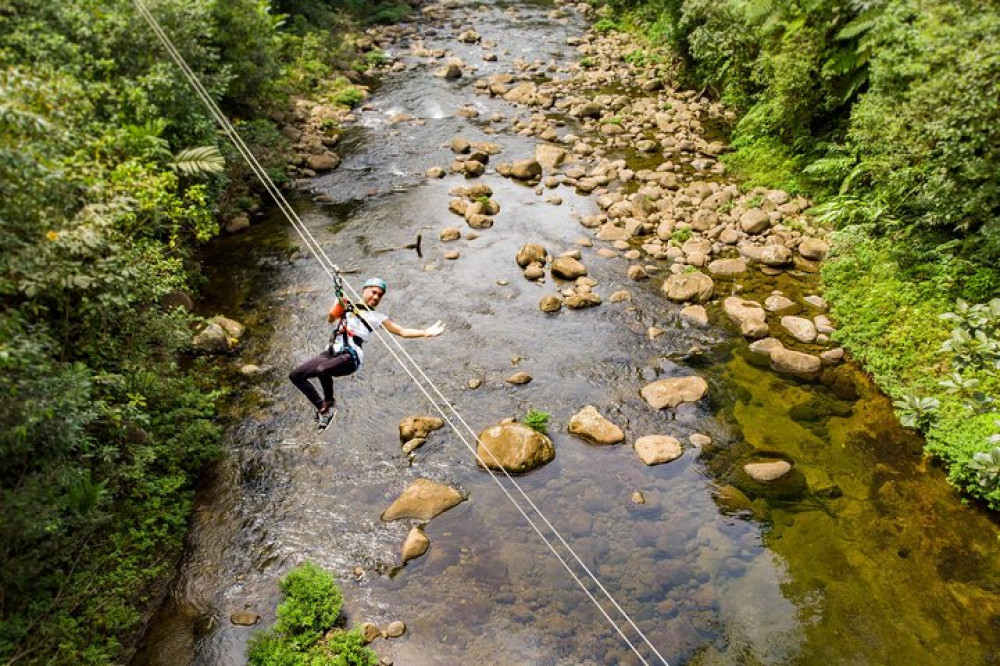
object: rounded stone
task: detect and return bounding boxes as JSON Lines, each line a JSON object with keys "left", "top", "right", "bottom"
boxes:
{"left": 634, "top": 435, "right": 683, "bottom": 465}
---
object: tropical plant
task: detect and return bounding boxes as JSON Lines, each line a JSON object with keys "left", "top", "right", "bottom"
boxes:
{"left": 523, "top": 409, "right": 551, "bottom": 434}
{"left": 892, "top": 394, "right": 940, "bottom": 431}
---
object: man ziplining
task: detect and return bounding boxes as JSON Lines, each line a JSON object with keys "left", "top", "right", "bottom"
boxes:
{"left": 289, "top": 277, "right": 446, "bottom": 429}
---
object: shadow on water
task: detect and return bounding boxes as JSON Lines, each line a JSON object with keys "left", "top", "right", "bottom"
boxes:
{"left": 132, "top": 2, "right": 1000, "bottom": 665}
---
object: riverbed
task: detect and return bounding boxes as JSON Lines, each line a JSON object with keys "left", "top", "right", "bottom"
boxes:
{"left": 131, "top": 2, "right": 1000, "bottom": 665}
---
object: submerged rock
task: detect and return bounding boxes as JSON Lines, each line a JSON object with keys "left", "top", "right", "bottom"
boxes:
{"left": 634, "top": 435, "right": 683, "bottom": 466}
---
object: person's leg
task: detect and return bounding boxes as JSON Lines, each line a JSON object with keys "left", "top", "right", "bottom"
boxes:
{"left": 315, "top": 352, "right": 357, "bottom": 407}
{"left": 288, "top": 355, "right": 328, "bottom": 410}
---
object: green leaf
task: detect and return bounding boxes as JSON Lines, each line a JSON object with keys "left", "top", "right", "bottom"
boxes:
{"left": 172, "top": 145, "right": 225, "bottom": 176}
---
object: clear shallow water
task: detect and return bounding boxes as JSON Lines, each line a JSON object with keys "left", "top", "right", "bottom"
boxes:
{"left": 132, "top": 2, "right": 1000, "bottom": 665}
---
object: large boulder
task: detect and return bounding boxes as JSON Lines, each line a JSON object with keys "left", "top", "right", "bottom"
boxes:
{"left": 476, "top": 422, "right": 555, "bottom": 473}
{"left": 550, "top": 256, "right": 588, "bottom": 280}
{"left": 661, "top": 272, "right": 714, "bottom": 303}
{"left": 568, "top": 405, "right": 624, "bottom": 445}
{"left": 634, "top": 435, "right": 683, "bottom": 466}
{"left": 381, "top": 479, "right": 466, "bottom": 521}
{"left": 640, "top": 376, "right": 708, "bottom": 409}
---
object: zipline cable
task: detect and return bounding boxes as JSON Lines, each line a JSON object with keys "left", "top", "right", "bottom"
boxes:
{"left": 132, "top": 3, "right": 669, "bottom": 663}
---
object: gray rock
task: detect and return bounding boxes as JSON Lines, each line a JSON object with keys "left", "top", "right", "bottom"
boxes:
{"left": 568, "top": 405, "right": 624, "bottom": 445}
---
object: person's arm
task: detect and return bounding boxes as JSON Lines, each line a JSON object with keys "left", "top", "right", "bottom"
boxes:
{"left": 383, "top": 319, "right": 445, "bottom": 339}
{"left": 328, "top": 299, "right": 350, "bottom": 323}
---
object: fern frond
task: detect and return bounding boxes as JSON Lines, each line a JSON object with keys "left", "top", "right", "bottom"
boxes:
{"left": 172, "top": 145, "right": 225, "bottom": 176}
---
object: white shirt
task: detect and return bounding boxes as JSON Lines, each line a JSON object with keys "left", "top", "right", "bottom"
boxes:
{"left": 329, "top": 310, "right": 389, "bottom": 364}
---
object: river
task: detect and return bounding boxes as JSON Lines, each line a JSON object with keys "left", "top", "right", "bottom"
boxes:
{"left": 131, "top": 1, "right": 1000, "bottom": 665}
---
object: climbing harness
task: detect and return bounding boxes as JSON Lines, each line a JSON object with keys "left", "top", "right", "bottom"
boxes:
{"left": 133, "top": 3, "right": 669, "bottom": 664}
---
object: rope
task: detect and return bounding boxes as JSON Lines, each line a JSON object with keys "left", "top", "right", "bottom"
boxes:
{"left": 132, "top": 3, "right": 669, "bottom": 664}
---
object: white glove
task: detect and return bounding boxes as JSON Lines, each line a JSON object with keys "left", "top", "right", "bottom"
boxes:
{"left": 424, "top": 321, "right": 446, "bottom": 337}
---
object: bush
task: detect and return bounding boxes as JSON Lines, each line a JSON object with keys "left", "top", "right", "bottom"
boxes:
{"left": 247, "top": 563, "right": 377, "bottom": 666}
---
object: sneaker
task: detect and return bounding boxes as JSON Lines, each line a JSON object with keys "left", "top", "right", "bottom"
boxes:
{"left": 317, "top": 405, "right": 335, "bottom": 430}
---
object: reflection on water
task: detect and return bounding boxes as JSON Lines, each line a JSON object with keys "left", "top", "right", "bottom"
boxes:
{"left": 132, "top": 2, "right": 1000, "bottom": 665}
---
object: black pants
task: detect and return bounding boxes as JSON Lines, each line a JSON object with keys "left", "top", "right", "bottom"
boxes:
{"left": 288, "top": 349, "right": 357, "bottom": 410}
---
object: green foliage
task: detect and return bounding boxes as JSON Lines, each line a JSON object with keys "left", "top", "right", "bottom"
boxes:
{"left": 892, "top": 394, "right": 940, "bottom": 430}
{"left": 173, "top": 145, "right": 226, "bottom": 176}
{"left": 580, "top": 57, "right": 596, "bottom": 68}
{"left": 670, "top": 227, "right": 692, "bottom": 244}
{"left": 247, "top": 563, "right": 377, "bottom": 666}
{"left": 593, "top": 19, "right": 619, "bottom": 33}
{"left": 523, "top": 409, "right": 550, "bottom": 435}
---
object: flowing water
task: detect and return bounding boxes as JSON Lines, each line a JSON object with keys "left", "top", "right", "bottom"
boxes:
{"left": 132, "top": 2, "right": 1000, "bottom": 664}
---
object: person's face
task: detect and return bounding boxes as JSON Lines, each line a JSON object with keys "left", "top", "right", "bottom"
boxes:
{"left": 362, "top": 286, "right": 385, "bottom": 308}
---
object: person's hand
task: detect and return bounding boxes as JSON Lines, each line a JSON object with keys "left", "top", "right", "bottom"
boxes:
{"left": 424, "top": 321, "right": 445, "bottom": 337}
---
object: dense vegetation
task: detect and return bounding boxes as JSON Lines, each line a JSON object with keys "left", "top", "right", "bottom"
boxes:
{"left": 0, "top": 0, "right": 409, "bottom": 662}
{"left": 247, "top": 562, "right": 378, "bottom": 666}
{"left": 599, "top": 0, "right": 1000, "bottom": 508}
